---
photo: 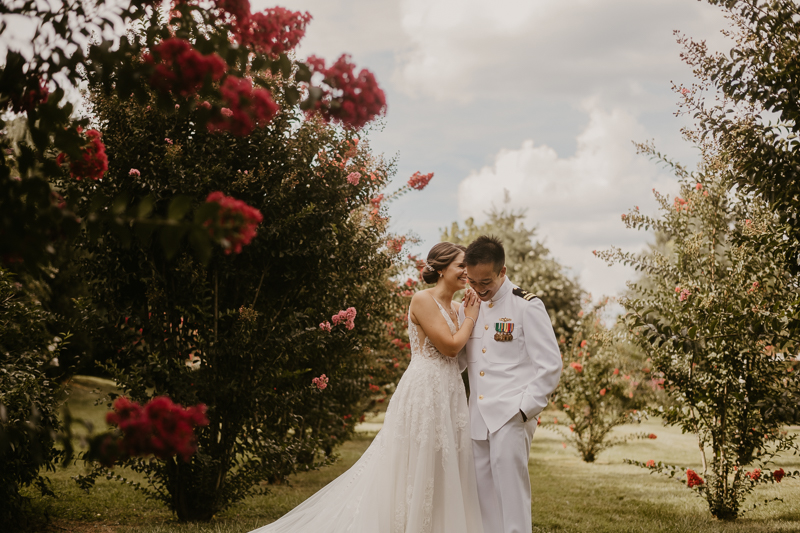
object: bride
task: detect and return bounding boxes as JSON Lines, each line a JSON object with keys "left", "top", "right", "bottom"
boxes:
{"left": 251, "top": 242, "right": 483, "bottom": 533}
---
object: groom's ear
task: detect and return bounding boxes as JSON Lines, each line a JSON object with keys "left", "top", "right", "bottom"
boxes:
{"left": 499, "top": 265, "right": 507, "bottom": 277}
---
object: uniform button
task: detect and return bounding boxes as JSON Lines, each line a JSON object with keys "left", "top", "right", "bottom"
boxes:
{"left": 480, "top": 371, "right": 485, "bottom": 376}
{"left": 479, "top": 395, "right": 484, "bottom": 400}
{"left": 482, "top": 348, "right": 486, "bottom": 353}
{"left": 485, "top": 324, "right": 489, "bottom": 330}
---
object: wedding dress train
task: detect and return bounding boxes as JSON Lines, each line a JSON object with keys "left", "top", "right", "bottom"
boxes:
{"left": 251, "top": 301, "right": 483, "bottom": 533}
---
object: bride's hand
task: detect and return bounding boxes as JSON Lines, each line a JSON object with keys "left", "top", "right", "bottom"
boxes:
{"left": 463, "top": 289, "right": 480, "bottom": 320}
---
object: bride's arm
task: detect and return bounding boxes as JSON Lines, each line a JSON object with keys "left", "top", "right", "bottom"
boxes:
{"left": 410, "top": 292, "right": 477, "bottom": 358}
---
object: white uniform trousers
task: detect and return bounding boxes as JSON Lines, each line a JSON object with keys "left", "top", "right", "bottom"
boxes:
{"left": 472, "top": 411, "right": 536, "bottom": 533}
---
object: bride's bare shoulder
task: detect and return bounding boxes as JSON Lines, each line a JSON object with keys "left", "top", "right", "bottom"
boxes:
{"left": 410, "top": 289, "right": 438, "bottom": 324}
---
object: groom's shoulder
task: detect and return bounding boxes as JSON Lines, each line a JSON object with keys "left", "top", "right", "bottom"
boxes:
{"left": 512, "top": 287, "right": 538, "bottom": 303}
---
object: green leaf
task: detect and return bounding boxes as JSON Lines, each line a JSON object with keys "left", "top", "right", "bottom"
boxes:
{"left": 168, "top": 195, "right": 192, "bottom": 221}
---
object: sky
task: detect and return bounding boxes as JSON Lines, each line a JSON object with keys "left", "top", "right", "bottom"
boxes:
{"left": 4, "top": 0, "right": 733, "bottom": 301}
{"left": 253, "top": 0, "right": 734, "bottom": 301}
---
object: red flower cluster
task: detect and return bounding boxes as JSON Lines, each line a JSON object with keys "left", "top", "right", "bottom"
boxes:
{"left": 56, "top": 128, "right": 108, "bottom": 181}
{"left": 570, "top": 362, "right": 583, "bottom": 373}
{"left": 208, "top": 76, "right": 279, "bottom": 136}
{"left": 204, "top": 191, "right": 264, "bottom": 254}
{"left": 8, "top": 77, "right": 48, "bottom": 113}
{"left": 105, "top": 396, "right": 208, "bottom": 463}
{"left": 747, "top": 468, "right": 761, "bottom": 481}
{"left": 407, "top": 171, "right": 434, "bottom": 190}
{"left": 146, "top": 38, "right": 227, "bottom": 96}
{"left": 647, "top": 433, "right": 657, "bottom": 439}
{"left": 674, "top": 196, "right": 688, "bottom": 212}
{"left": 236, "top": 7, "right": 311, "bottom": 57}
{"left": 386, "top": 236, "right": 406, "bottom": 254}
{"left": 332, "top": 307, "right": 357, "bottom": 330}
{"left": 319, "top": 321, "right": 332, "bottom": 332}
{"left": 312, "top": 374, "right": 329, "bottom": 390}
{"left": 306, "top": 54, "right": 387, "bottom": 129}
{"left": 368, "top": 384, "right": 381, "bottom": 393}
{"left": 346, "top": 172, "right": 361, "bottom": 185}
{"left": 686, "top": 469, "right": 704, "bottom": 488}
{"left": 646, "top": 460, "right": 656, "bottom": 468}
{"left": 773, "top": 468, "right": 785, "bottom": 482}
{"left": 370, "top": 194, "right": 384, "bottom": 207}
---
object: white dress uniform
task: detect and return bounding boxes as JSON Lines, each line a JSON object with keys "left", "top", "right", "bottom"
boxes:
{"left": 458, "top": 277, "right": 562, "bottom": 533}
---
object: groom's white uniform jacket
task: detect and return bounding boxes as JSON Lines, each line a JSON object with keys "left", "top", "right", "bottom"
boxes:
{"left": 459, "top": 278, "right": 562, "bottom": 440}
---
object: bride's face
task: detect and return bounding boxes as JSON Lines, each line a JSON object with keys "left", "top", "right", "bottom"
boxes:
{"left": 439, "top": 251, "right": 468, "bottom": 290}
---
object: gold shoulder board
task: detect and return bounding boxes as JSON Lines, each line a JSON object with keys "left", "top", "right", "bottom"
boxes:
{"left": 512, "top": 288, "right": 537, "bottom": 301}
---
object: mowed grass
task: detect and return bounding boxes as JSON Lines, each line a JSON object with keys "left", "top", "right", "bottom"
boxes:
{"left": 24, "top": 376, "right": 800, "bottom": 532}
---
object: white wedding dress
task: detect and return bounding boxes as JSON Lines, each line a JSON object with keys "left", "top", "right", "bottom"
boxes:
{"left": 251, "top": 301, "right": 484, "bottom": 533}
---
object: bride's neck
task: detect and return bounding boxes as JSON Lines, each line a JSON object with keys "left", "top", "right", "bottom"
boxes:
{"left": 431, "top": 283, "right": 456, "bottom": 303}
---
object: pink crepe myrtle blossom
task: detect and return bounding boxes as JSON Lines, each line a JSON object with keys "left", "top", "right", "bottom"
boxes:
{"left": 346, "top": 172, "right": 361, "bottom": 185}
{"left": 312, "top": 374, "right": 329, "bottom": 390}
{"left": 319, "top": 321, "right": 332, "bottom": 332}
{"left": 407, "top": 171, "right": 433, "bottom": 190}
{"left": 331, "top": 307, "right": 356, "bottom": 330}
{"left": 129, "top": 169, "right": 141, "bottom": 177}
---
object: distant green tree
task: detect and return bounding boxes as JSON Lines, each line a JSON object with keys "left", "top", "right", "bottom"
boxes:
{"left": 443, "top": 210, "right": 584, "bottom": 342}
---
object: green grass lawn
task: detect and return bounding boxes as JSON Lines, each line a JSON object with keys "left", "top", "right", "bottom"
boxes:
{"left": 25, "top": 376, "right": 800, "bottom": 532}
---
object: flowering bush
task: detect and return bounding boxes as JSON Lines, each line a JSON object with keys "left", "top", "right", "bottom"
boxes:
{"left": 541, "top": 305, "right": 648, "bottom": 462}
{"left": 71, "top": 75, "right": 419, "bottom": 519}
{"left": 601, "top": 146, "right": 800, "bottom": 519}
{"left": 203, "top": 191, "right": 264, "bottom": 254}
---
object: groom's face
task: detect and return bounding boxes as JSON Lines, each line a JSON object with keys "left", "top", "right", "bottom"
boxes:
{"left": 466, "top": 262, "right": 506, "bottom": 301}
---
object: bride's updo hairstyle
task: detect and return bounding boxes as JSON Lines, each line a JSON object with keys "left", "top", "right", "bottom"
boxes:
{"left": 421, "top": 242, "right": 466, "bottom": 284}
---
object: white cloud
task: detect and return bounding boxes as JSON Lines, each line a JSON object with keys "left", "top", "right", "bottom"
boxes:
{"left": 396, "top": 0, "right": 730, "bottom": 107}
{"left": 457, "top": 101, "right": 680, "bottom": 299}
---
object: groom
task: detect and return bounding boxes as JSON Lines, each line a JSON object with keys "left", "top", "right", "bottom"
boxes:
{"left": 458, "top": 235, "right": 562, "bottom": 533}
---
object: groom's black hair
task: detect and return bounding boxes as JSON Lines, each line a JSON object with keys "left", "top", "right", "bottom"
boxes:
{"left": 464, "top": 235, "right": 505, "bottom": 273}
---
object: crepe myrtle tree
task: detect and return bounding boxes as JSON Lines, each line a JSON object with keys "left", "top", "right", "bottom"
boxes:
{"left": 541, "top": 303, "right": 651, "bottom": 463}
{"left": 1, "top": 0, "right": 388, "bottom": 521}
{"left": 597, "top": 145, "right": 800, "bottom": 520}
{"left": 68, "top": 59, "right": 426, "bottom": 518}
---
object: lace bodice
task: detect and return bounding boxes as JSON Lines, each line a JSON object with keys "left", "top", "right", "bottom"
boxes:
{"left": 408, "top": 299, "right": 459, "bottom": 363}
